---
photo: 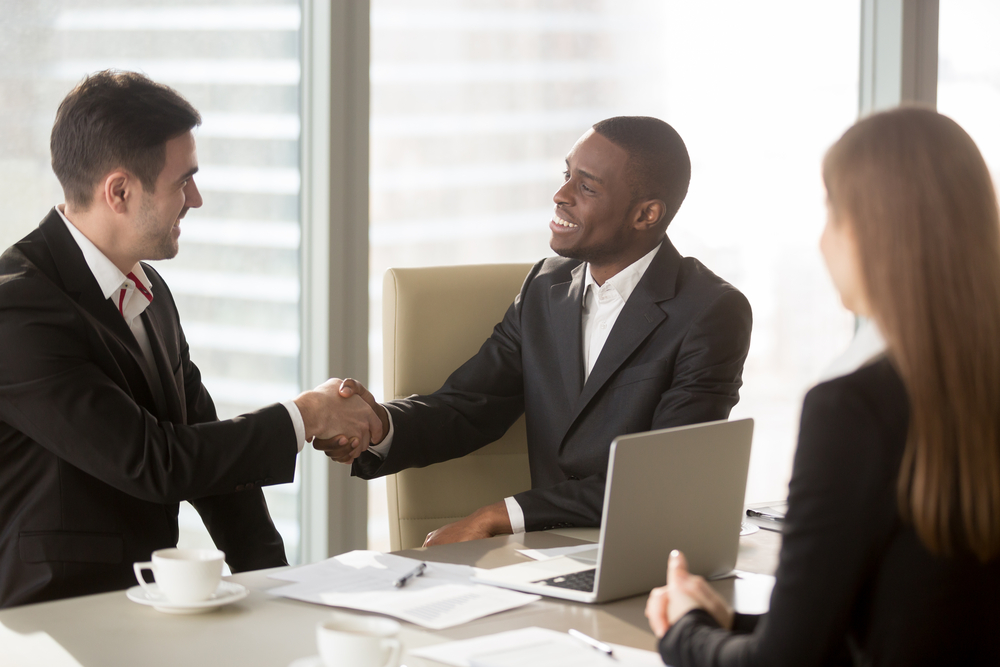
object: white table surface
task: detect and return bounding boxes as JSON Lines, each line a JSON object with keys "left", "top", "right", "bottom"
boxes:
{"left": 0, "top": 528, "right": 780, "bottom": 667}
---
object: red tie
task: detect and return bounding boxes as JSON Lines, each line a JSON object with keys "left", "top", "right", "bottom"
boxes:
{"left": 118, "top": 272, "right": 152, "bottom": 317}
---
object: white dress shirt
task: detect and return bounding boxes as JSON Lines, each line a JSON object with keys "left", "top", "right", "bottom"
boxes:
{"left": 373, "top": 243, "right": 663, "bottom": 533}
{"left": 57, "top": 206, "right": 306, "bottom": 450}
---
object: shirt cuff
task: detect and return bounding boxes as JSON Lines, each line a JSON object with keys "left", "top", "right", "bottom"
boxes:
{"left": 367, "top": 409, "right": 394, "bottom": 459}
{"left": 504, "top": 496, "right": 526, "bottom": 533}
{"left": 281, "top": 399, "right": 307, "bottom": 453}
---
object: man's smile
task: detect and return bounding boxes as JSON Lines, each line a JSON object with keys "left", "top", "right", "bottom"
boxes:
{"left": 552, "top": 214, "right": 579, "bottom": 229}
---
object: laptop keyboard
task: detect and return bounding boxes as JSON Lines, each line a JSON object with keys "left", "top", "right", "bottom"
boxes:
{"left": 535, "top": 568, "right": 596, "bottom": 592}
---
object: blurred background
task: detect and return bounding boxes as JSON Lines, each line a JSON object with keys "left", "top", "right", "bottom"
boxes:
{"left": 1, "top": 0, "right": 996, "bottom": 558}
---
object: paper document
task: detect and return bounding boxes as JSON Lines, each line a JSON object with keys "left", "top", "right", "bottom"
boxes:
{"left": 0, "top": 621, "right": 84, "bottom": 667}
{"left": 268, "top": 550, "right": 539, "bottom": 630}
{"left": 515, "top": 544, "right": 598, "bottom": 562}
{"left": 409, "top": 627, "right": 663, "bottom": 667}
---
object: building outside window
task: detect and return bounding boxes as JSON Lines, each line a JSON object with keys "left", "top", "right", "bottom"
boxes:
{"left": 0, "top": 1, "right": 305, "bottom": 564}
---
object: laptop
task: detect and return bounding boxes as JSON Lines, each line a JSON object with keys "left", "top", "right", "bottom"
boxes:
{"left": 471, "top": 418, "right": 754, "bottom": 603}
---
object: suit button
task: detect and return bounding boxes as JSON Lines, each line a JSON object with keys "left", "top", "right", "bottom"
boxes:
{"left": 568, "top": 475, "right": 579, "bottom": 481}
{"left": 235, "top": 484, "right": 245, "bottom": 491}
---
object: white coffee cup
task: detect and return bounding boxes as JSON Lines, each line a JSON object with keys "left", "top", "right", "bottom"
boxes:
{"left": 316, "top": 612, "right": 402, "bottom": 667}
{"left": 133, "top": 548, "right": 225, "bottom": 604}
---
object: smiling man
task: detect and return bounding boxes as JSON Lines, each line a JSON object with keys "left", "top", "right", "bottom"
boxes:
{"left": 325, "top": 116, "right": 753, "bottom": 545}
{"left": 0, "top": 71, "right": 382, "bottom": 608}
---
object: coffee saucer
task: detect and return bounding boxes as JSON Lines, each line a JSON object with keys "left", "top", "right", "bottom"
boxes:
{"left": 126, "top": 581, "right": 248, "bottom": 614}
{"left": 288, "top": 658, "right": 409, "bottom": 667}
{"left": 288, "top": 657, "right": 322, "bottom": 667}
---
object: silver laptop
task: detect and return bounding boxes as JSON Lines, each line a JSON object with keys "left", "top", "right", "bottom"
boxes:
{"left": 472, "top": 418, "right": 754, "bottom": 603}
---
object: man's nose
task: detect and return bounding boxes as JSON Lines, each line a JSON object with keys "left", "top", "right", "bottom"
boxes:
{"left": 186, "top": 178, "right": 203, "bottom": 209}
{"left": 553, "top": 179, "right": 572, "bottom": 206}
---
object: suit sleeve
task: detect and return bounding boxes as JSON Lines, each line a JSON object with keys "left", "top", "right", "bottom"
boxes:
{"left": 658, "top": 378, "right": 898, "bottom": 667}
{"left": 172, "top": 323, "right": 289, "bottom": 570}
{"left": 351, "top": 264, "right": 537, "bottom": 479}
{"left": 0, "top": 282, "right": 298, "bottom": 507}
{"left": 514, "top": 287, "right": 753, "bottom": 530}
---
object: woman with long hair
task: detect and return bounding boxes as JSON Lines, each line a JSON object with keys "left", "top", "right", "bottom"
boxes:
{"left": 646, "top": 107, "right": 1000, "bottom": 666}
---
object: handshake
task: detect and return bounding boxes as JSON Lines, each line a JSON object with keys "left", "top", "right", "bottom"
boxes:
{"left": 293, "top": 378, "right": 389, "bottom": 464}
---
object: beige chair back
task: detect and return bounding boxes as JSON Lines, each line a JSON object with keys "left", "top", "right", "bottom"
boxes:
{"left": 382, "top": 264, "right": 535, "bottom": 550}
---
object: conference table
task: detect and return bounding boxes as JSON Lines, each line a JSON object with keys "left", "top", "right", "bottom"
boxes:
{"left": 0, "top": 527, "right": 780, "bottom": 666}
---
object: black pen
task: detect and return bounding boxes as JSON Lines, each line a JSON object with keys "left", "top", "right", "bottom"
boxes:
{"left": 569, "top": 629, "right": 615, "bottom": 659}
{"left": 393, "top": 561, "right": 427, "bottom": 588}
{"left": 746, "top": 509, "right": 784, "bottom": 523}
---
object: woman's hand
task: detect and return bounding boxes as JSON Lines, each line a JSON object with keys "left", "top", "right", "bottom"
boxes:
{"left": 645, "top": 550, "right": 735, "bottom": 637}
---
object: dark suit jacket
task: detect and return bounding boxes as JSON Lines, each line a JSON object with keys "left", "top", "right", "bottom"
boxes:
{"left": 0, "top": 210, "right": 298, "bottom": 608}
{"left": 354, "top": 239, "right": 752, "bottom": 530}
{"left": 659, "top": 358, "right": 1000, "bottom": 667}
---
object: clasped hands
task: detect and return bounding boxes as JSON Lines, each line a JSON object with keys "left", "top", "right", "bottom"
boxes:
{"left": 645, "top": 550, "right": 734, "bottom": 638}
{"left": 293, "top": 378, "right": 389, "bottom": 460}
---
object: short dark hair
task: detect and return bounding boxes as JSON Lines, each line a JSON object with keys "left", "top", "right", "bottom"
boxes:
{"left": 592, "top": 116, "right": 691, "bottom": 228}
{"left": 51, "top": 70, "right": 201, "bottom": 208}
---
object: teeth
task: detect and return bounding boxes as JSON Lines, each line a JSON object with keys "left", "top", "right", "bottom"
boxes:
{"left": 553, "top": 215, "right": 578, "bottom": 228}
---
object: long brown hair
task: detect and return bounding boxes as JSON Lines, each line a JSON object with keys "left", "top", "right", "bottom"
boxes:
{"left": 823, "top": 107, "right": 1000, "bottom": 563}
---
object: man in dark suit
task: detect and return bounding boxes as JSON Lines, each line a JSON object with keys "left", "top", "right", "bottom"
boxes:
{"left": 0, "top": 71, "right": 381, "bottom": 608}
{"left": 322, "top": 116, "right": 752, "bottom": 545}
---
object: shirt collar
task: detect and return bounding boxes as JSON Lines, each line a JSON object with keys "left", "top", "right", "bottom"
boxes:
{"left": 583, "top": 241, "right": 662, "bottom": 303}
{"left": 56, "top": 205, "right": 154, "bottom": 300}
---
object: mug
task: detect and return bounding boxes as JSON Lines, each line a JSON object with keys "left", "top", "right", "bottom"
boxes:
{"left": 316, "top": 612, "right": 402, "bottom": 667}
{"left": 133, "top": 548, "right": 225, "bottom": 604}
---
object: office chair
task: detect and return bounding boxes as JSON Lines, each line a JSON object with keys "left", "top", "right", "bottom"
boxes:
{"left": 381, "top": 263, "right": 534, "bottom": 550}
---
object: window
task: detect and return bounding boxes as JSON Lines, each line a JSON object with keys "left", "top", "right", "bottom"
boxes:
{"left": 368, "top": 1, "right": 860, "bottom": 548}
{"left": 0, "top": 2, "right": 305, "bottom": 564}
{"left": 938, "top": 0, "right": 1000, "bottom": 183}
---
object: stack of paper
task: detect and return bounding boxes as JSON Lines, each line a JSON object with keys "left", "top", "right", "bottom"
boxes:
{"left": 409, "top": 627, "right": 664, "bottom": 667}
{"left": 268, "top": 550, "right": 540, "bottom": 630}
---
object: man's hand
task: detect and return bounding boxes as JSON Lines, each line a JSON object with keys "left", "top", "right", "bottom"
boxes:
{"left": 423, "top": 501, "right": 513, "bottom": 546}
{"left": 312, "top": 435, "right": 366, "bottom": 463}
{"left": 645, "top": 550, "right": 734, "bottom": 638}
{"left": 293, "top": 378, "right": 384, "bottom": 448}
{"left": 337, "top": 378, "right": 389, "bottom": 445}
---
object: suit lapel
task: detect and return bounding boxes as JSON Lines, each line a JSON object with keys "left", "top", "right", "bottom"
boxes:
{"left": 564, "top": 239, "right": 683, "bottom": 434}
{"left": 548, "top": 262, "right": 587, "bottom": 402}
{"left": 142, "top": 306, "right": 184, "bottom": 421}
{"left": 39, "top": 211, "right": 170, "bottom": 419}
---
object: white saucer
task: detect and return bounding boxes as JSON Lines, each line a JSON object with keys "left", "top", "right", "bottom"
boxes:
{"left": 126, "top": 581, "right": 248, "bottom": 614}
{"left": 740, "top": 521, "right": 760, "bottom": 536}
{"left": 288, "top": 657, "right": 322, "bottom": 667}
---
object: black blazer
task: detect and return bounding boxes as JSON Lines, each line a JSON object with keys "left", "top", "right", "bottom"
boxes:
{"left": 659, "top": 358, "right": 1000, "bottom": 666}
{"left": 353, "top": 239, "right": 752, "bottom": 530}
{"left": 0, "top": 210, "right": 298, "bottom": 608}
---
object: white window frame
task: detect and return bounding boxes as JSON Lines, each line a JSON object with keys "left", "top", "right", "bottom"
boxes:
{"left": 299, "top": 0, "right": 371, "bottom": 562}
{"left": 860, "top": 0, "right": 939, "bottom": 114}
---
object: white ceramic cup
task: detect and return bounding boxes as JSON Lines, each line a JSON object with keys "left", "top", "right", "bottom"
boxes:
{"left": 133, "top": 548, "right": 225, "bottom": 604}
{"left": 316, "top": 613, "right": 402, "bottom": 667}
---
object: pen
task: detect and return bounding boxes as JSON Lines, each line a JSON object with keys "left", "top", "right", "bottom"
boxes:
{"left": 746, "top": 509, "right": 784, "bottom": 522}
{"left": 569, "top": 628, "right": 615, "bottom": 659}
{"left": 393, "top": 561, "right": 427, "bottom": 588}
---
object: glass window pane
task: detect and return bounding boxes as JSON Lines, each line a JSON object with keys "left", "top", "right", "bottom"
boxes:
{"left": 0, "top": 1, "right": 303, "bottom": 564}
{"left": 369, "top": 0, "right": 860, "bottom": 549}
{"left": 938, "top": 0, "right": 1000, "bottom": 185}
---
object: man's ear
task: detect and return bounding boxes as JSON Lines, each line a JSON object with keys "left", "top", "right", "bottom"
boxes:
{"left": 632, "top": 199, "right": 666, "bottom": 231}
{"left": 101, "top": 171, "right": 133, "bottom": 215}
